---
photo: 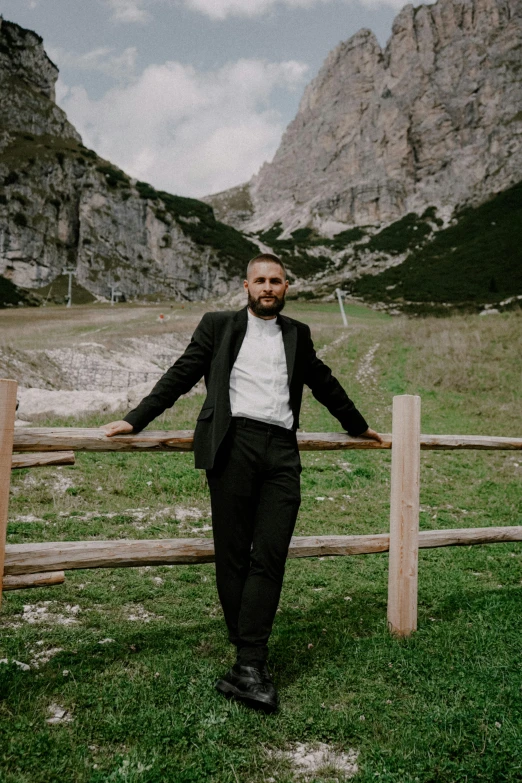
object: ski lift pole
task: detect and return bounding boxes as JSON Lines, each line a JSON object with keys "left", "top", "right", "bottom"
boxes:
{"left": 63, "top": 268, "right": 76, "bottom": 308}
{"left": 336, "top": 288, "right": 348, "bottom": 327}
{"left": 109, "top": 284, "right": 123, "bottom": 305}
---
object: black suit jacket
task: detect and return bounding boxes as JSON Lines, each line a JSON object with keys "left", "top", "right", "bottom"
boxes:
{"left": 123, "top": 306, "right": 369, "bottom": 469}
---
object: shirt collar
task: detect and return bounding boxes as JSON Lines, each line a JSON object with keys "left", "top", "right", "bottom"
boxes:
{"left": 247, "top": 308, "right": 280, "bottom": 333}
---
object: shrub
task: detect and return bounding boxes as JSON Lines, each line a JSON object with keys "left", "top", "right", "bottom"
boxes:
{"left": 290, "top": 227, "right": 315, "bottom": 243}
{"left": 97, "top": 164, "right": 130, "bottom": 189}
{"left": 258, "top": 223, "right": 284, "bottom": 244}
{"left": 328, "top": 226, "right": 366, "bottom": 250}
{"left": 365, "top": 212, "right": 432, "bottom": 255}
{"left": 136, "top": 181, "right": 159, "bottom": 201}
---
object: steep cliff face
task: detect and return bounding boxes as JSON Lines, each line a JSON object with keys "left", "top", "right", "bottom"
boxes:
{"left": 0, "top": 18, "right": 257, "bottom": 301}
{"left": 208, "top": 0, "right": 522, "bottom": 235}
{"left": 0, "top": 19, "right": 80, "bottom": 142}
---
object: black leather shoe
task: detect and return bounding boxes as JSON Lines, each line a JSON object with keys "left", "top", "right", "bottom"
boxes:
{"left": 215, "top": 663, "right": 278, "bottom": 713}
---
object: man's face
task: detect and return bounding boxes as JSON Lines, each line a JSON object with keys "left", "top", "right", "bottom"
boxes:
{"left": 245, "top": 261, "right": 289, "bottom": 318}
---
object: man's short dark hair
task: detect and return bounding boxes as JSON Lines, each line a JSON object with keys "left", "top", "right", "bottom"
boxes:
{"left": 246, "top": 253, "right": 287, "bottom": 280}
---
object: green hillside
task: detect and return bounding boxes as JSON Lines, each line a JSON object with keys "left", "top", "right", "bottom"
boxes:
{"left": 134, "top": 179, "right": 259, "bottom": 276}
{"left": 353, "top": 181, "right": 522, "bottom": 307}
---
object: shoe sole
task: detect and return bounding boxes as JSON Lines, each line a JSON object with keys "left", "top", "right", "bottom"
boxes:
{"left": 215, "top": 678, "right": 277, "bottom": 714}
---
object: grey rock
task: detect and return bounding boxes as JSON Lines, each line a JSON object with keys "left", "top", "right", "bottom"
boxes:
{"left": 0, "top": 18, "right": 254, "bottom": 300}
{"left": 0, "top": 18, "right": 80, "bottom": 140}
{"left": 209, "top": 0, "right": 522, "bottom": 235}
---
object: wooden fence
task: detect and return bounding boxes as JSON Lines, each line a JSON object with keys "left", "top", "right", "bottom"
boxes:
{"left": 2, "top": 378, "right": 522, "bottom": 635}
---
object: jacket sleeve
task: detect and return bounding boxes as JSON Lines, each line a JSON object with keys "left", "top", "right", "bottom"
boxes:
{"left": 302, "top": 325, "right": 369, "bottom": 437}
{"left": 123, "top": 312, "right": 214, "bottom": 432}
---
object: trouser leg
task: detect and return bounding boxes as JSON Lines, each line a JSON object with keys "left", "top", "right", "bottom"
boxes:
{"left": 207, "top": 421, "right": 301, "bottom": 666}
{"left": 236, "top": 453, "right": 301, "bottom": 665}
{"left": 207, "top": 426, "right": 259, "bottom": 650}
{"left": 207, "top": 479, "right": 256, "bottom": 648}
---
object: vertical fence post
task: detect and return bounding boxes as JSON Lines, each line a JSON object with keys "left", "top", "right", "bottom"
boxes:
{"left": 387, "top": 394, "right": 421, "bottom": 636}
{"left": 0, "top": 379, "right": 18, "bottom": 608}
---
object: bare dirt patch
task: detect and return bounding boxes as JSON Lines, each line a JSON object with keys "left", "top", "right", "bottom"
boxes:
{"left": 123, "top": 605, "right": 162, "bottom": 623}
{"left": 268, "top": 742, "right": 359, "bottom": 781}
{"left": 355, "top": 342, "right": 380, "bottom": 388}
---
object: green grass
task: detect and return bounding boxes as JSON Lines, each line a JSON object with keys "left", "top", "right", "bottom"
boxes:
{"left": 1, "top": 307, "right": 521, "bottom": 781}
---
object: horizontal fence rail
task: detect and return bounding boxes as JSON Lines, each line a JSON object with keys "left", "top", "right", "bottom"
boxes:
{"left": 2, "top": 381, "right": 522, "bottom": 636}
{"left": 12, "top": 428, "right": 522, "bottom": 453}
{"left": 11, "top": 451, "right": 75, "bottom": 470}
{"left": 2, "top": 571, "right": 65, "bottom": 591}
{"left": 4, "top": 527, "right": 522, "bottom": 576}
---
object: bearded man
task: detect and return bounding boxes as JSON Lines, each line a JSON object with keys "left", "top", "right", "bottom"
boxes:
{"left": 102, "top": 253, "right": 381, "bottom": 713}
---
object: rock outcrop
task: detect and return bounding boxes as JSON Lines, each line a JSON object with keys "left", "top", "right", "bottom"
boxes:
{"left": 208, "top": 0, "right": 522, "bottom": 235}
{"left": 0, "top": 18, "right": 258, "bottom": 301}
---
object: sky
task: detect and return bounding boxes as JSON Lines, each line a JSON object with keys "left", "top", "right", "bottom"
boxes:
{"left": 1, "top": 0, "right": 416, "bottom": 199}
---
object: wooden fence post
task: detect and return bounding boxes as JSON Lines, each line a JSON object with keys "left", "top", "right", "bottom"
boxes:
{"left": 387, "top": 394, "right": 421, "bottom": 636}
{"left": 0, "top": 379, "right": 18, "bottom": 608}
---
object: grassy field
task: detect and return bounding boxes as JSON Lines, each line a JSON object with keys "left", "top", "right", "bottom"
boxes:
{"left": 1, "top": 301, "right": 521, "bottom": 782}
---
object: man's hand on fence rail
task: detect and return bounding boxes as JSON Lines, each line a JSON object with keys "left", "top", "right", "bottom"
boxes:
{"left": 100, "top": 420, "right": 134, "bottom": 437}
{"left": 358, "top": 428, "right": 383, "bottom": 444}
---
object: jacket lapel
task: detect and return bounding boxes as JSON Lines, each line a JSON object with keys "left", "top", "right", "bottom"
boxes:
{"left": 229, "top": 306, "right": 248, "bottom": 369}
{"left": 279, "top": 314, "right": 297, "bottom": 385}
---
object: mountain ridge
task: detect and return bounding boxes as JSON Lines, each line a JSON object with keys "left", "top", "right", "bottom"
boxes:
{"left": 207, "top": 0, "right": 522, "bottom": 236}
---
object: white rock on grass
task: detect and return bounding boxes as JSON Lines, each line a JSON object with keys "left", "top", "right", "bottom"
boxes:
{"left": 124, "top": 605, "right": 162, "bottom": 623}
{"left": 173, "top": 506, "right": 204, "bottom": 522}
{"left": 17, "top": 602, "right": 81, "bottom": 626}
{"left": 0, "top": 659, "right": 31, "bottom": 671}
{"left": 30, "top": 647, "right": 64, "bottom": 668}
{"left": 46, "top": 704, "right": 72, "bottom": 725}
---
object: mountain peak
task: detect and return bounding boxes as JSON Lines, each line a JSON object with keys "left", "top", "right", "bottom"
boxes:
{"left": 209, "top": 0, "right": 522, "bottom": 235}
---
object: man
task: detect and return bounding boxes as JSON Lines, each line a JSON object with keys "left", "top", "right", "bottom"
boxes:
{"left": 102, "top": 253, "right": 381, "bottom": 713}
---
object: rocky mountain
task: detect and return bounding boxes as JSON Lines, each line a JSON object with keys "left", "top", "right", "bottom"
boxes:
{"left": 0, "top": 18, "right": 258, "bottom": 305}
{"left": 203, "top": 0, "right": 522, "bottom": 311}
{"left": 208, "top": 0, "right": 522, "bottom": 236}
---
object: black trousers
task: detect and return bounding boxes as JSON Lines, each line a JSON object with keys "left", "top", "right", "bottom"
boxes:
{"left": 206, "top": 417, "right": 301, "bottom": 667}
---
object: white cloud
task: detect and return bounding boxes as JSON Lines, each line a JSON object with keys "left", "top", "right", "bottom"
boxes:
{"left": 57, "top": 58, "right": 308, "bottom": 197}
{"left": 104, "top": 0, "right": 150, "bottom": 23}
{"left": 100, "top": 0, "right": 427, "bottom": 24}
{"left": 183, "top": 0, "right": 323, "bottom": 19}
{"left": 47, "top": 45, "right": 138, "bottom": 81}
{"left": 184, "top": 0, "right": 409, "bottom": 19}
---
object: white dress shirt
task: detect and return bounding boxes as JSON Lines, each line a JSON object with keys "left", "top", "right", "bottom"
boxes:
{"left": 229, "top": 309, "right": 294, "bottom": 430}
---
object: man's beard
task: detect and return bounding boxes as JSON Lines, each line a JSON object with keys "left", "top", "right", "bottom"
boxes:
{"left": 248, "top": 290, "right": 286, "bottom": 317}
